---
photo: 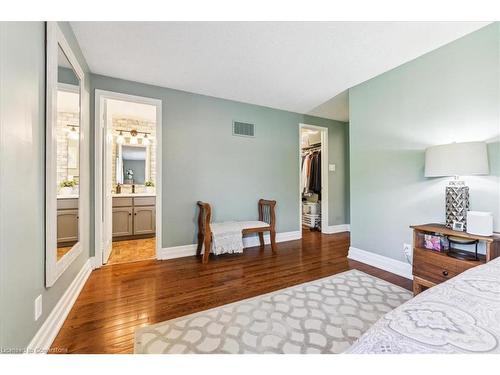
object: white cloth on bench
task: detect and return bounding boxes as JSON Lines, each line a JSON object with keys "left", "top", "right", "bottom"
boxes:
{"left": 210, "top": 221, "right": 269, "bottom": 255}
{"left": 237, "top": 221, "right": 269, "bottom": 230}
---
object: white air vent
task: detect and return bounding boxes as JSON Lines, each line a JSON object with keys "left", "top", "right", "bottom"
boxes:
{"left": 233, "top": 121, "right": 255, "bottom": 137}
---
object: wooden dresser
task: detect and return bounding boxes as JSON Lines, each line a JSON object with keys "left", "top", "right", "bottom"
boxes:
{"left": 411, "top": 223, "right": 500, "bottom": 295}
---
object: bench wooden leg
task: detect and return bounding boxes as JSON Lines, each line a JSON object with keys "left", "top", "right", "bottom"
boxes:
{"left": 258, "top": 233, "right": 265, "bottom": 248}
{"left": 270, "top": 230, "right": 277, "bottom": 253}
{"left": 196, "top": 234, "right": 203, "bottom": 256}
{"left": 202, "top": 235, "right": 211, "bottom": 264}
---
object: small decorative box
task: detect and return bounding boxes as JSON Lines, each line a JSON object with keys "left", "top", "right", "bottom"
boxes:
{"left": 424, "top": 234, "right": 442, "bottom": 251}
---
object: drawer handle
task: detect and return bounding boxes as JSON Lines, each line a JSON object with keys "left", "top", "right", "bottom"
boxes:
{"left": 128, "top": 213, "right": 131, "bottom": 216}
{"left": 442, "top": 270, "right": 449, "bottom": 277}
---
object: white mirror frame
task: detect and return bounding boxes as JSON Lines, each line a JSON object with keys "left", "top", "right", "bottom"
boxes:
{"left": 117, "top": 143, "right": 151, "bottom": 184}
{"left": 45, "top": 22, "right": 86, "bottom": 287}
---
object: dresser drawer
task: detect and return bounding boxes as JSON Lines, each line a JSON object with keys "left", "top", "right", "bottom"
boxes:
{"left": 57, "top": 198, "right": 78, "bottom": 210}
{"left": 134, "top": 197, "right": 155, "bottom": 206}
{"left": 113, "top": 197, "right": 133, "bottom": 207}
{"left": 454, "top": 258, "right": 483, "bottom": 274}
{"left": 413, "top": 247, "right": 458, "bottom": 284}
{"left": 413, "top": 260, "right": 458, "bottom": 284}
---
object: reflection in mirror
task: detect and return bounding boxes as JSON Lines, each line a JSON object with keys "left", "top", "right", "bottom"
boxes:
{"left": 56, "top": 45, "right": 81, "bottom": 261}
{"left": 121, "top": 145, "right": 147, "bottom": 185}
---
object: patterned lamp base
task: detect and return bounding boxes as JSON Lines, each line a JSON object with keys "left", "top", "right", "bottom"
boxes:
{"left": 445, "top": 182, "right": 469, "bottom": 230}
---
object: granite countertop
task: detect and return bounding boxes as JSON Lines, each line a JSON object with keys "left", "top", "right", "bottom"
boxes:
{"left": 112, "top": 192, "right": 156, "bottom": 198}
{"left": 57, "top": 193, "right": 156, "bottom": 199}
{"left": 57, "top": 194, "right": 79, "bottom": 199}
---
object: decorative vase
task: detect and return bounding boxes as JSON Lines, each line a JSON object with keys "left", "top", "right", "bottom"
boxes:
{"left": 146, "top": 186, "right": 155, "bottom": 194}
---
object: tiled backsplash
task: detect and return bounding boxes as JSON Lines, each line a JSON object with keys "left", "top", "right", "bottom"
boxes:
{"left": 56, "top": 111, "right": 79, "bottom": 186}
{"left": 112, "top": 116, "right": 156, "bottom": 187}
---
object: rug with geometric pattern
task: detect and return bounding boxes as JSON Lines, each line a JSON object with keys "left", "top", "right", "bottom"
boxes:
{"left": 134, "top": 270, "right": 412, "bottom": 354}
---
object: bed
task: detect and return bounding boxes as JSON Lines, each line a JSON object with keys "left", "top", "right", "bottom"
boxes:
{"left": 346, "top": 256, "right": 500, "bottom": 354}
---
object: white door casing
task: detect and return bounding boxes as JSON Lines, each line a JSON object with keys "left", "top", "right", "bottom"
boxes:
{"left": 94, "top": 90, "right": 162, "bottom": 268}
{"left": 102, "top": 98, "right": 113, "bottom": 263}
{"left": 298, "top": 123, "right": 329, "bottom": 234}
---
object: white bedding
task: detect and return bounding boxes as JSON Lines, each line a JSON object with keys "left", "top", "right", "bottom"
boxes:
{"left": 210, "top": 221, "right": 269, "bottom": 255}
{"left": 346, "top": 256, "right": 500, "bottom": 354}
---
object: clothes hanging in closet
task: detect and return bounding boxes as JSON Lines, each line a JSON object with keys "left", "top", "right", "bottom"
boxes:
{"left": 301, "top": 150, "right": 321, "bottom": 195}
{"left": 301, "top": 154, "right": 311, "bottom": 192}
{"left": 309, "top": 151, "right": 321, "bottom": 194}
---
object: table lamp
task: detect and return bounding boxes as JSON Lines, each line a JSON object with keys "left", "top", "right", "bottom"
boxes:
{"left": 424, "top": 141, "right": 489, "bottom": 230}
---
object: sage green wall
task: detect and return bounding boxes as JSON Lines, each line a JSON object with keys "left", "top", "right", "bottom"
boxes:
{"left": 0, "top": 22, "right": 90, "bottom": 349}
{"left": 89, "top": 74, "right": 349, "bottom": 249}
{"left": 349, "top": 23, "right": 500, "bottom": 263}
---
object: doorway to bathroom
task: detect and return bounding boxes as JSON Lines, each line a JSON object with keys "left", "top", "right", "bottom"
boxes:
{"left": 94, "top": 90, "right": 162, "bottom": 267}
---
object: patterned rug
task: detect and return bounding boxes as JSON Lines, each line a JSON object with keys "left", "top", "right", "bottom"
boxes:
{"left": 134, "top": 270, "right": 412, "bottom": 354}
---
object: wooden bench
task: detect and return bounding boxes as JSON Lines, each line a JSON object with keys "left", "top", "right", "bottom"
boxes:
{"left": 196, "top": 199, "right": 277, "bottom": 264}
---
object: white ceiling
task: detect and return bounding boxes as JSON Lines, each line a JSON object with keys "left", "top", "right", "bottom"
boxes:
{"left": 71, "top": 22, "right": 489, "bottom": 121}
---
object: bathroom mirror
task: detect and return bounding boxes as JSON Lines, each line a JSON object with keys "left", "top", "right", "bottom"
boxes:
{"left": 46, "top": 23, "right": 85, "bottom": 287}
{"left": 116, "top": 144, "right": 150, "bottom": 185}
{"left": 122, "top": 145, "right": 147, "bottom": 185}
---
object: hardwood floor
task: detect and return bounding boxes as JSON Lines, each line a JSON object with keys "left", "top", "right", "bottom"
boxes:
{"left": 57, "top": 246, "right": 72, "bottom": 260}
{"left": 107, "top": 238, "right": 156, "bottom": 265}
{"left": 51, "top": 230, "right": 411, "bottom": 354}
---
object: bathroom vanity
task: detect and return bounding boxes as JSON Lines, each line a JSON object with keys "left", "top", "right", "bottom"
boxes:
{"left": 57, "top": 196, "right": 79, "bottom": 247}
{"left": 112, "top": 194, "right": 156, "bottom": 240}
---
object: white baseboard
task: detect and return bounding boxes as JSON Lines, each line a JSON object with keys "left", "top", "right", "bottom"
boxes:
{"left": 243, "top": 230, "right": 301, "bottom": 247}
{"left": 90, "top": 256, "right": 100, "bottom": 269}
{"left": 158, "top": 243, "right": 198, "bottom": 260}
{"left": 27, "top": 258, "right": 93, "bottom": 353}
{"left": 348, "top": 246, "right": 413, "bottom": 280}
{"left": 158, "top": 230, "right": 302, "bottom": 260}
{"left": 322, "top": 224, "right": 350, "bottom": 234}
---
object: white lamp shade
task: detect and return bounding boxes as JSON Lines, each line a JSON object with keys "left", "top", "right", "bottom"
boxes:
{"left": 424, "top": 141, "right": 489, "bottom": 177}
{"left": 116, "top": 132, "right": 124, "bottom": 144}
{"left": 67, "top": 126, "right": 79, "bottom": 140}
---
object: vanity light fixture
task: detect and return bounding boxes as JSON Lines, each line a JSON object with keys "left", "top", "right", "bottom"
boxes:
{"left": 116, "top": 130, "right": 125, "bottom": 145}
{"left": 129, "top": 129, "right": 139, "bottom": 145}
{"left": 115, "top": 129, "right": 151, "bottom": 145}
{"left": 67, "top": 125, "right": 79, "bottom": 140}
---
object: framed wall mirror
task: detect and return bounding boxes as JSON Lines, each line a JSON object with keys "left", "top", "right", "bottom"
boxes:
{"left": 46, "top": 22, "right": 86, "bottom": 287}
{"left": 116, "top": 144, "right": 151, "bottom": 185}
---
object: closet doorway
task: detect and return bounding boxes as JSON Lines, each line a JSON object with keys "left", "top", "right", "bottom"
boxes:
{"left": 94, "top": 90, "right": 162, "bottom": 267}
{"left": 299, "top": 124, "right": 328, "bottom": 235}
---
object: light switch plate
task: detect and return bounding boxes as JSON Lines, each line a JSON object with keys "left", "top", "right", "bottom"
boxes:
{"left": 328, "top": 164, "right": 336, "bottom": 172}
{"left": 34, "top": 295, "right": 42, "bottom": 321}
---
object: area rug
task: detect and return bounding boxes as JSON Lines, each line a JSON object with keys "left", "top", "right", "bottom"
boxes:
{"left": 134, "top": 270, "right": 412, "bottom": 354}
